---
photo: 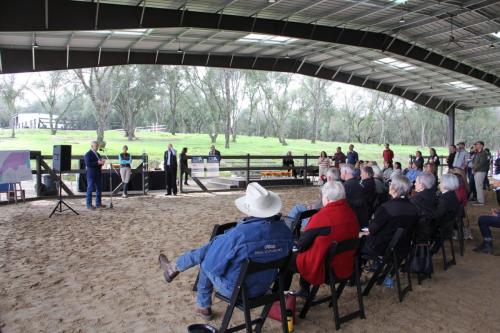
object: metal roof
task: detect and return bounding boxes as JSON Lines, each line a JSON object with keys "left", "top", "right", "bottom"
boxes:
{"left": 0, "top": 0, "right": 499, "bottom": 113}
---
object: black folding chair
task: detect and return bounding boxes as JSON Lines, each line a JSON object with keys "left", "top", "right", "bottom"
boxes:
{"left": 215, "top": 255, "right": 291, "bottom": 333}
{"left": 439, "top": 233, "right": 456, "bottom": 271}
{"left": 290, "top": 209, "right": 319, "bottom": 239}
{"left": 299, "top": 238, "right": 366, "bottom": 330}
{"left": 362, "top": 228, "right": 413, "bottom": 302}
{"left": 193, "top": 222, "right": 237, "bottom": 292}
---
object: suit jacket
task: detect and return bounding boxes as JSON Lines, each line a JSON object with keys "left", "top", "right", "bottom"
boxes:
{"left": 410, "top": 188, "right": 439, "bottom": 243}
{"left": 164, "top": 149, "right": 178, "bottom": 169}
{"left": 434, "top": 191, "right": 460, "bottom": 238}
{"left": 84, "top": 149, "right": 102, "bottom": 178}
{"left": 297, "top": 200, "right": 359, "bottom": 285}
{"left": 365, "top": 197, "right": 419, "bottom": 257}
{"left": 344, "top": 178, "right": 369, "bottom": 227}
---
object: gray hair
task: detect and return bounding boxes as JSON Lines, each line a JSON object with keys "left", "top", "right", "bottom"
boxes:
{"left": 90, "top": 140, "right": 98, "bottom": 146}
{"left": 372, "top": 165, "right": 383, "bottom": 178}
{"left": 390, "top": 175, "right": 412, "bottom": 198}
{"left": 326, "top": 168, "right": 340, "bottom": 181}
{"left": 340, "top": 163, "right": 354, "bottom": 175}
{"left": 416, "top": 172, "right": 435, "bottom": 190}
{"left": 441, "top": 173, "right": 459, "bottom": 192}
{"left": 322, "top": 181, "right": 346, "bottom": 202}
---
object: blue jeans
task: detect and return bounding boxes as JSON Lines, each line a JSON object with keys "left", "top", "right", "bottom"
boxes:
{"left": 86, "top": 174, "right": 102, "bottom": 207}
{"left": 288, "top": 204, "right": 310, "bottom": 228}
{"left": 176, "top": 244, "right": 232, "bottom": 308}
{"left": 478, "top": 215, "right": 500, "bottom": 241}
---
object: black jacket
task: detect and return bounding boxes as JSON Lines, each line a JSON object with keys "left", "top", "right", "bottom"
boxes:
{"left": 344, "top": 178, "right": 369, "bottom": 228}
{"left": 414, "top": 156, "right": 424, "bottom": 170}
{"left": 410, "top": 189, "right": 439, "bottom": 243}
{"left": 364, "top": 197, "right": 419, "bottom": 257}
{"left": 361, "top": 177, "right": 377, "bottom": 215}
{"left": 180, "top": 152, "right": 188, "bottom": 171}
{"left": 164, "top": 149, "right": 178, "bottom": 169}
{"left": 434, "top": 191, "right": 460, "bottom": 238}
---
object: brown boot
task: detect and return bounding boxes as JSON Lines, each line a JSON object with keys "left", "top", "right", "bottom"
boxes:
{"left": 195, "top": 307, "right": 213, "bottom": 321}
{"left": 158, "top": 254, "right": 179, "bottom": 283}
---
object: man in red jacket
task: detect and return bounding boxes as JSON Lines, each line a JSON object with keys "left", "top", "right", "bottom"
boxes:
{"left": 383, "top": 143, "right": 394, "bottom": 165}
{"left": 285, "top": 181, "right": 360, "bottom": 294}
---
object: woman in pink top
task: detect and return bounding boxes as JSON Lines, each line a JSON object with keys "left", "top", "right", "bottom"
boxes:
{"left": 318, "top": 151, "right": 331, "bottom": 183}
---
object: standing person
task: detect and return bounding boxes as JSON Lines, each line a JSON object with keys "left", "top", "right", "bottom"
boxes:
{"left": 472, "top": 141, "right": 489, "bottom": 206}
{"left": 318, "top": 151, "right": 331, "bottom": 183}
{"left": 164, "top": 144, "right": 178, "bottom": 196}
{"left": 446, "top": 144, "right": 456, "bottom": 170}
{"left": 427, "top": 148, "right": 440, "bottom": 168}
{"left": 466, "top": 145, "right": 476, "bottom": 201}
{"left": 453, "top": 142, "right": 467, "bottom": 170}
{"left": 208, "top": 145, "right": 221, "bottom": 162}
{"left": 118, "top": 145, "right": 132, "bottom": 198}
{"left": 282, "top": 151, "right": 297, "bottom": 178}
{"left": 383, "top": 143, "right": 394, "bottom": 165}
{"left": 180, "top": 147, "right": 190, "bottom": 186}
{"left": 333, "top": 147, "right": 346, "bottom": 167}
{"left": 484, "top": 148, "right": 492, "bottom": 189}
{"left": 84, "top": 141, "right": 106, "bottom": 210}
{"left": 414, "top": 151, "right": 424, "bottom": 170}
{"left": 346, "top": 144, "right": 359, "bottom": 165}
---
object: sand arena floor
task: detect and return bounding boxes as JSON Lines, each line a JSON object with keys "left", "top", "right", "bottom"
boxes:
{"left": 1, "top": 188, "right": 499, "bottom": 333}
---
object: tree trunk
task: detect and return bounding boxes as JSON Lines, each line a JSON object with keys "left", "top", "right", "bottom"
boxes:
{"left": 209, "top": 133, "right": 218, "bottom": 143}
{"left": 170, "top": 111, "right": 176, "bottom": 135}
{"left": 96, "top": 126, "right": 105, "bottom": 145}
{"left": 10, "top": 121, "right": 15, "bottom": 138}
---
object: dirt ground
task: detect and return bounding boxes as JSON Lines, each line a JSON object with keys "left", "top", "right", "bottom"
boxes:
{"left": 1, "top": 187, "right": 499, "bottom": 333}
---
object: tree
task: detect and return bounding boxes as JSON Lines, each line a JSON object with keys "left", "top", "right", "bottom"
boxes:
{"left": 31, "top": 71, "right": 79, "bottom": 135}
{"left": 0, "top": 74, "right": 27, "bottom": 138}
{"left": 74, "top": 67, "right": 118, "bottom": 144}
{"left": 157, "top": 66, "right": 187, "bottom": 136}
{"left": 303, "top": 77, "right": 330, "bottom": 143}
{"left": 114, "top": 65, "right": 156, "bottom": 140}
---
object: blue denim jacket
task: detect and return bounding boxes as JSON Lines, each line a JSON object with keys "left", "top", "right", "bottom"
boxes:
{"left": 200, "top": 215, "right": 293, "bottom": 298}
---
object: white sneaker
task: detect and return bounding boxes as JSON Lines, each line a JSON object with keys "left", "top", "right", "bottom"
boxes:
{"left": 122, "top": 194, "right": 127, "bottom": 198}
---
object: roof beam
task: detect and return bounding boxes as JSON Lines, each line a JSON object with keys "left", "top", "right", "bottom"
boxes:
{"left": 0, "top": 0, "right": 499, "bottom": 89}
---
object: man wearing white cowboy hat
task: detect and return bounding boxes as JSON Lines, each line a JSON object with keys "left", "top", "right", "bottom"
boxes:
{"left": 158, "top": 183, "right": 293, "bottom": 320}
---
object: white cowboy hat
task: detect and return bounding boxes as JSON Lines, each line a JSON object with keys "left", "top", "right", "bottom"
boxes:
{"left": 235, "top": 183, "right": 282, "bottom": 218}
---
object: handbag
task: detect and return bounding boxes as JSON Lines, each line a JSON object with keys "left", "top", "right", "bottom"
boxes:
{"left": 410, "top": 244, "right": 433, "bottom": 275}
{"left": 268, "top": 293, "right": 296, "bottom": 323}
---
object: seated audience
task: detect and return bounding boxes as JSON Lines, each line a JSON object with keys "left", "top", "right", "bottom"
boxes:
{"left": 287, "top": 168, "right": 339, "bottom": 226}
{"left": 448, "top": 168, "right": 469, "bottom": 207}
{"left": 158, "top": 183, "right": 293, "bottom": 320}
{"left": 432, "top": 174, "right": 460, "bottom": 249}
{"left": 410, "top": 173, "right": 439, "bottom": 244}
{"left": 362, "top": 175, "right": 419, "bottom": 258}
{"left": 391, "top": 162, "right": 403, "bottom": 180}
{"left": 360, "top": 166, "right": 377, "bottom": 217}
{"left": 341, "top": 164, "right": 369, "bottom": 228}
{"left": 424, "top": 163, "right": 438, "bottom": 192}
{"left": 284, "top": 181, "right": 359, "bottom": 294}
{"left": 406, "top": 162, "right": 423, "bottom": 183}
{"left": 382, "top": 160, "right": 393, "bottom": 181}
{"left": 473, "top": 174, "right": 500, "bottom": 254}
{"left": 372, "top": 165, "right": 390, "bottom": 208}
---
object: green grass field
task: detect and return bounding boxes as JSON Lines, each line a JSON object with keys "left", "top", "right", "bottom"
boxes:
{"left": 0, "top": 128, "right": 448, "bottom": 165}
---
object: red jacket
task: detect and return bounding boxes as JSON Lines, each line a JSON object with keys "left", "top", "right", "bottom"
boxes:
{"left": 383, "top": 149, "right": 394, "bottom": 163}
{"left": 296, "top": 199, "right": 359, "bottom": 285}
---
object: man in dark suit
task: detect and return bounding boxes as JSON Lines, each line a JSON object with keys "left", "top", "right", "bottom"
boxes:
{"left": 208, "top": 145, "right": 221, "bottom": 162}
{"left": 341, "top": 164, "right": 368, "bottom": 228}
{"left": 84, "top": 141, "right": 106, "bottom": 210}
{"left": 164, "top": 143, "right": 178, "bottom": 196}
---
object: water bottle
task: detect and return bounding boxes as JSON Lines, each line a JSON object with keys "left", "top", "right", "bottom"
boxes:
{"left": 286, "top": 309, "right": 294, "bottom": 332}
{"left": 384, "top": 276, "right": 393, "bottom": 289}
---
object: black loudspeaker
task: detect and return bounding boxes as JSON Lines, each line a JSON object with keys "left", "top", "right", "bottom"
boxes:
{"left": 53, "top": 145, "right": 72, "bottom": 172}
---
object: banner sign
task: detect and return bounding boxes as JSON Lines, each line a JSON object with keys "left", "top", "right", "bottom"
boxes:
{"left": 206, "top": 156, "right": 220, "bottom": 177}
{"left": 191, "top": 156, "right": 205, "bottom": 177}
{"left": 0, "top": 151, "right": 32, "bottom": 184}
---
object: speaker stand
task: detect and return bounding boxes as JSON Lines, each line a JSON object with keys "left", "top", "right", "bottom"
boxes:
{"left": 49, "top": 171, "right": 79, "bottom": 218}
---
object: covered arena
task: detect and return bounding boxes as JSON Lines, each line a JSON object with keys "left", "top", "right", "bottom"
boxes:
{"left": 1, "top": 0, "right": 500, "bottom": 332}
